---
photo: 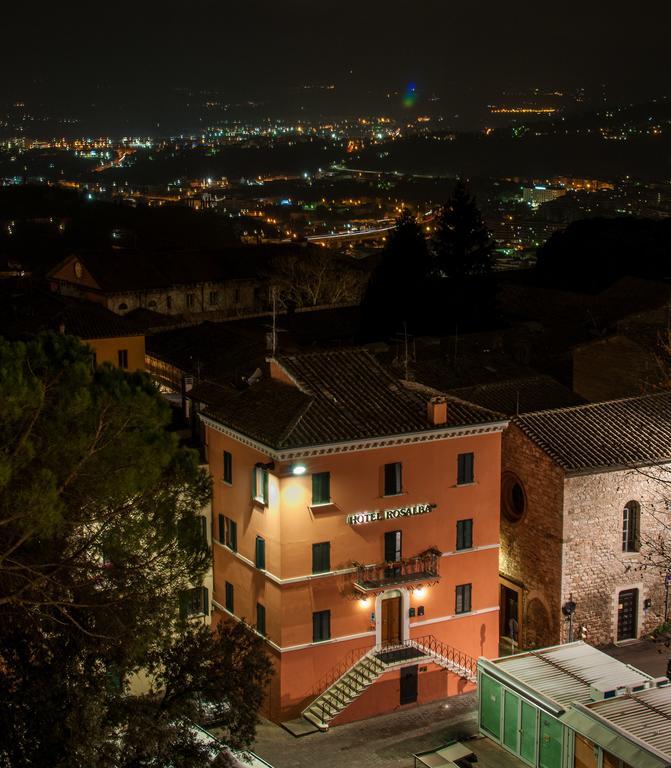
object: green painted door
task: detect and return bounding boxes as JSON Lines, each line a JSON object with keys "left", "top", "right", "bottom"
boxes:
{"left": 539, "top": 714, "right": 562, "bottom": 768}
{"left": 503, "top": 690, "right": 519, "bottom": 751}
{"left": 480, "top": 675, "right": 502, "bottom": 739}
{"left": 520, "top": 701, "right": 537, "bottom": 765}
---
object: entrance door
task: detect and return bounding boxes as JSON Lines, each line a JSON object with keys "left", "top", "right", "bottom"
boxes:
{"left": 617, "top": 589, "right": 638, "bottom": 641}
{"left": 381, "top": 595, "right": 402, "bottom": 646}
{"left": 500, "top": 585, "right": 520, "bottom": 643}
{"left": 400, "top": 665, "right": 418, "bottom": 705}
{"left": 539, "top": 714, "right": 562, "bottom": 768}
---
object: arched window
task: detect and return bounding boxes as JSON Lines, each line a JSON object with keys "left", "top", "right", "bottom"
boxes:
{"left": 622, "top": 501, "right": 640, "bottom": 553}
{"left": 118, "top": 303, "right": 128, "bottom": 312}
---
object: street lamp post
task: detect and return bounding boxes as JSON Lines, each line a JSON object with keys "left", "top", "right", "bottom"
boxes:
{"left": 563, "top": 595, "right": 577, "bottom": 643}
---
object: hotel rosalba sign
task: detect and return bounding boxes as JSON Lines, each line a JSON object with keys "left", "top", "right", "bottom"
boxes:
{"left": 346, "top": 503, "right": 436, "bottom": 526}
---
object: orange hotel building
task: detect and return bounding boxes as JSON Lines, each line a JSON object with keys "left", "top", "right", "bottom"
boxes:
{"left": 199, "top": 350, "right": 508, "bottom": 728}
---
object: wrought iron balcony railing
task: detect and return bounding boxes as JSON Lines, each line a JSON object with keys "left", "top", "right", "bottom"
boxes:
{"left": 353, "top": 551, "right": 440, "bottom": 592}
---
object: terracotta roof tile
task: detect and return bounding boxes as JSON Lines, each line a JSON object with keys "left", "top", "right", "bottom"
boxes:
{"left": 514, "top": 391, "right": 671, "bottom": 473}
{"left": 204, "top": 349, "right": 505, "bottom": 450}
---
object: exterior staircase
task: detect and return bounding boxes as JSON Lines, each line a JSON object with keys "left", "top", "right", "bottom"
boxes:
{"left": 302, "top": 635, "right": 477, "bottom": 731}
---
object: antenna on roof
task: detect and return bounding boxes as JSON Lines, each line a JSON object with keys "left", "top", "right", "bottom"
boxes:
{"left": 271, "top": 286, "right": 278, "bottom": 357}
{"left": 403, "top": 322, "right": 409, "bottom": 380}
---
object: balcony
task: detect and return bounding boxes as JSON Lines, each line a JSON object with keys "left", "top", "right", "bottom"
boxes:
{"left": 353, "top": 551, "right": 440, "bottom": 593}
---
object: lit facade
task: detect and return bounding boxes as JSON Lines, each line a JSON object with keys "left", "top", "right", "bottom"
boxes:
{"left": 200, "top": 351, "right": 507, "bottom": 726}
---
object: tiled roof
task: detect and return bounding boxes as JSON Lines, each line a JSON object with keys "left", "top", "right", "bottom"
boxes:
{"left": 0, "top": 285, "right": 142, "bottom": 340}
{"left": 49, "top": 245, "right": 305, "bottom": 293}
{"left": 204, "top": 349, "right": 504, "bottom": 450}
{"left": 514, "top": 391, "right": 671, "bottom": 473}
{"left": 448, "top": 375, "right": 585, "bottom": 416}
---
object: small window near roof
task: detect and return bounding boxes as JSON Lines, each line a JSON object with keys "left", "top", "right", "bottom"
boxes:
{"left": 118, "top": 303, "right": 128, "bottom": 312}
{"left": 384, "top": 462, "right": 403, "bottom": 496}
{"left": 252, "top": 466, "right": 269, "bottom": 505}
{"left": 117, "top": 349, "right": 128, "bottom": 369}
{"left": 312, "top": 472, "right": 330, "bottom": 505}
{"left": 457, "top": 453, "right": 474, "bottom": 485}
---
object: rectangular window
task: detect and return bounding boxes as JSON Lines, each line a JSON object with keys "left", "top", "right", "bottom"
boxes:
{"left": 312, "top": 542, "right": 331, "bottom": 574}
{"left": 252, "top": 466, "right": 269, "bottom": 505}
{"left": 255, "top": 536, "right": 266, "bottom": 569}
{"left": 384, "top": 530, "right": 402, "bottom": 563}
{"left": 457, "top": 452, "right": 474, "bottom": 485}
{"left": 198, "top": 515, "right": 208, "bottom": 544}
{"left": 312, "top": 472, "right": 331, "bottom": 505}
{"left": 166, "top": 295, "right": 172, "bottom": 311}
{"left": 225, "top": 581, "right": 234, "bottom": 613}
{"left": 456, "top": 583, "right": 472, "bottom": 614}
{"left": 180, "top": 586, "right": 209, "bottom": 619}
{"left": 384, "top": 462, "right": 403, "bottom": 496}
{"left": 312, "top": 610, "right": 331, "bottom": 642}
{"left": 220, "top": 517, "right": 237, "bottom": 552}
{"left": 223, "top": 451, "right": 232, "bottom": 484}
{"left": 209, "top": 291, "right": 219, "bottom": 305}
{"left": 256, "top": 603, "right": 266, "bottom": 635}
{"left": 186, "top": 293, "right": 195, "bottom": 309}
{"left": 117, "top": 349, "right": 128, "bottom": 369}
{"left": 456, "top": 519, "right": 473, "bottom": 551}
{"left": 92, "top": 352, "right": 97, "bottom": 368}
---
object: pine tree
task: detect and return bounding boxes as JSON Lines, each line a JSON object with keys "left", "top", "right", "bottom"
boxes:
{"left": 361, "top": 208, "right": 431, "bottom": 338}
{"left": 433, "top": 180, "right": 496, "bottom": 278}
{"left": 0, "top": 333, "right": 272, "bottom": 768}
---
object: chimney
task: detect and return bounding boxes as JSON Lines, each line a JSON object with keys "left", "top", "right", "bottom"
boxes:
{"left": 427, "top": 396, "right": 448, "bottom": 426}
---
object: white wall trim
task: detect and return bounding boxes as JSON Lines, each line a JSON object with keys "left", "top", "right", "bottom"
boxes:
{"left": 411, "top": 605, "right": 499, "bottom": 629}
{"left": 214, "top": 539, "right": 499, "bottom": 586}
{"left": 200, "top": 413, "right": 508, "bottom": 461}
{"left": 212, "top": 600, "right": 499, "bottom": 654}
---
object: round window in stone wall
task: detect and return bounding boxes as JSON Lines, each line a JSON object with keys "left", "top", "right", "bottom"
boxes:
{"left": 502, "top": 472, "right": 527, "bottom": 523}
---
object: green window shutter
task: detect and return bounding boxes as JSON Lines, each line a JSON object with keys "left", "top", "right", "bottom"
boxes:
{"left": 312, "top": 472, "right": 330, "bottom": 504}
{"left": 256, "top": 537, "right": 266, "bottom": 569}
{"left": 218, "top": 514, "right": 225, "bottom": 545}
{"left": 201, "top": 587, "right": 209, "bottom": 617}
{"left": 229, "top": 520, "right": 237, "bottom": 552}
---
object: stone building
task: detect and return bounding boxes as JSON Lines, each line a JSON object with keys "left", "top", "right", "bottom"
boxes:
{"left": 46, "top": 248, "right": 281, "bottom": 318}
{"left": 499, "top": 391, "right": 671, "bottom": 650}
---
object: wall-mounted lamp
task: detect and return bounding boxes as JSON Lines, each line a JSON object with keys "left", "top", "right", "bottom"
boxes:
{"left": 414, "top": 587, "right": 426, "bottom": 599}
{"left": 292, "top": 462, "right": 307, "bottom": 476}
{"left": 359, "top": 597, "right": 370, "bottom": 608}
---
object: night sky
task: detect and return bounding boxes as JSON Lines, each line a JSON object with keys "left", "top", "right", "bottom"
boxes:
{"left": 2, "top": 1, "right": 669, "bottom": 126}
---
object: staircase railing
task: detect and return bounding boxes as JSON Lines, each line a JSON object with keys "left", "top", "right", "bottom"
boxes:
{"left": 408, "top": 634, "right": 478, "bottom": 679}
{"left": 311, "top": 642, "right": 375, "bottom": 698}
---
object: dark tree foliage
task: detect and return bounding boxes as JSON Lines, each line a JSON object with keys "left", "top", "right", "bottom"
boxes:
{"left": 536, "top": 217, "right": 671, "bottom": 291}
{"left": 433, "top": 180, "right": 496, "bottom": 279}
{"left": 0, "top": 334, "right": 272, "bottom": 768}
{"left": 360, "top": 208, "right": 431, "bottom": 338}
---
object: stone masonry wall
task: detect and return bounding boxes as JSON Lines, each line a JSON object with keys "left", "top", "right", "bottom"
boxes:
{"left": 501, "top": 424, "right": 566, "bottom": 648}
{"left": 562, "top": 466, "right": 671, "bottom": 647}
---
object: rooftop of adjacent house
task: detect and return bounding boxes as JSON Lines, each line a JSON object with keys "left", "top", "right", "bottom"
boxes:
{"left": 48, "top": 244, "right": 308, "bottom": 292}
{"left": 513, "top": 390, "right": 671, "bottom": 474}
{"left": 481, "top": 642, "right": 653, "bottom": 713}
{"left": 448, "top": 375, "right": 585, "bottom": 416}
{"left": 203, "top": 348, "right": 506, "bottom": 451}
{"left": 0, "top": 283, "right": 143, "bottom": 340}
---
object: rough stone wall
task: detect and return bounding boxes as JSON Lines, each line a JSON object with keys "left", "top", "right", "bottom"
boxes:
{"left": 500, "top": 424, "right": 566, "bottom": 648}
{"left": 562, "top": 466, "right": 671, "bottom": 646}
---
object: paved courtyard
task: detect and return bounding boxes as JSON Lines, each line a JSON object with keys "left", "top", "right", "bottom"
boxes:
{"left": 251, "top": 693, "right": 525, "bottom": 768}
{"left": 602, "top": 638, "right": 671, "bottom": 678}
